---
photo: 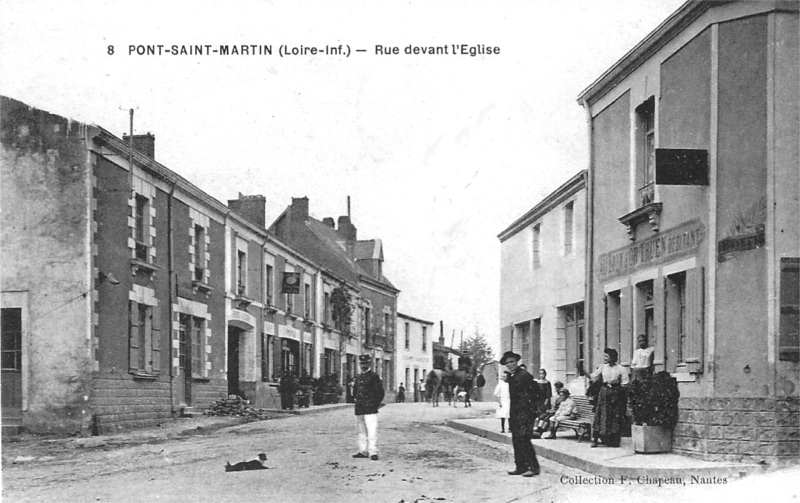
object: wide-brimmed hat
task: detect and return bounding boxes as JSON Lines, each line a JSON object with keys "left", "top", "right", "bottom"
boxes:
{"left": 499, "top": 351, "right": 521, "bottom": 365}
{"left": 558, "top": 389, "right": 570, "bottom": 396}
{"left": 358, "top": 354, "right": 371, "bottom": 364}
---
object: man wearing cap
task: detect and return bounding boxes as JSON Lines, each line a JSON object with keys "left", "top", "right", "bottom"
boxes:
{"left": 500, "top": 350, "right": 542, "bottom": 477}
{"left": 352, "top": 354, "right": 385, "bottom": 461}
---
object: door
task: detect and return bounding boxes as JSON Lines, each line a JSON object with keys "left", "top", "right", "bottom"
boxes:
{"left": 228, "top": 327, "right": 241, "bottom": 396}
{"left": 1, "top": 308, "right": 23, "bottom": 427}
{"left": 178, "top": 315, "right": 193, "bottom": 406}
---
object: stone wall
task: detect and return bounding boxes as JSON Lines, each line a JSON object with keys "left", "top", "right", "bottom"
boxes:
{"left": 673, "top": 397, "right": 799, "bottom": 464}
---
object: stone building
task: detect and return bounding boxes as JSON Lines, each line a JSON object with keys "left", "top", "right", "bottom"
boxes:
{"left": 270, "top": 197, "right": 400, "bottom": 396}
{"left": 498, "top": 171, "right": 587, "bottom": 384}
{"left": 578, "top": 1, "right": 798, "bottom": 462}
{"left": 0, "top": 96, "right": 366, "bottom": 433}
{"left": 396, "top": 312, "right": 434, "bottom": 401}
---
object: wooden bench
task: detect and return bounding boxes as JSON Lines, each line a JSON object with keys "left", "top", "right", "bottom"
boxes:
{"left": 554, "top": 396, "right": 594, "bottom": 442}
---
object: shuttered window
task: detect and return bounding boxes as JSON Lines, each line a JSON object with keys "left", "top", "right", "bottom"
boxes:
{"left": 683, "top": 267, "right": 704, "bottom": 373}
{"left": 129, "top": 301, "right": 161, "bottom": 375}
{"left": 779, "top": 258, "right": 799, "bottom": 362}
{"left": 619, "top": 286, "right": 634, "bottom": 368}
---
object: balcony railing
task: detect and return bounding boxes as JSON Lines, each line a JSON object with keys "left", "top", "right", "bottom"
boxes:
{"left": 638, "top": 183, "right": 655, "bottom": 207}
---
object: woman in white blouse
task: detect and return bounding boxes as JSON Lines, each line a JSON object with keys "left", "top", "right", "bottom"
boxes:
{"left": 590, "top": 348, "right": 628, "bottom": 448}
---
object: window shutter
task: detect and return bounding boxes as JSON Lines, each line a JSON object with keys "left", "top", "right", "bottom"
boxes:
{"left": 151, "top": 305, "right": 161, "bottom": 373}
{"left": 275, "top": 255, "right": 286, "bottom": 311}
{"left": 296, "top": 265, "right": 305, "bottom": 317}
{"left": 620, "top": 286, "right": 633, "bottom": 368}
{"left": 654, "top": 277, "right": 667, "bottom": 372}
{"left": 129, "top": 300, "right": 140, "bottom": 371}
{"left": 144, "top": 306, "right": 153, "bottom": 373}
{"left": 684, "top": 267, "right": 705, "bottom": 373}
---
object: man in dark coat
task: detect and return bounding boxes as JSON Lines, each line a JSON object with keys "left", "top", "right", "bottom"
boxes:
{"left": 278, "top": 372, "right": 297, "bottom": 410}
{"left": 501, "top": 351, "right": 541, "bottom": 477}
{"left": 352, "top": 354, "right": 385, "bottom": 461}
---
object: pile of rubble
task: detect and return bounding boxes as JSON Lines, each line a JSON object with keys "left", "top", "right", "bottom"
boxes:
{"left": 204, "top": 396, "right": 274, "bottom": 420}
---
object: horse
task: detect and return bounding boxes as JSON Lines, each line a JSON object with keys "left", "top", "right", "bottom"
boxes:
{"left": 425, "top": 369, "right": 445, "bottom": 407}
{"left": 443, "top": 368, "right": 474, "bottom": 407}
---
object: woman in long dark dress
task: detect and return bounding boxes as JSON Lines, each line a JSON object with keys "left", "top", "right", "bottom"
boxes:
{"left": 590, "top": 348, "right": 627, "bottom": 447}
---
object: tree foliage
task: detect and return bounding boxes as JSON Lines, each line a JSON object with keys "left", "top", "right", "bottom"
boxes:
{"left": 457, "top": 330, "right": 495, "bottom": 373}
{"left": 330, "top": 284, "right": 352, "bottom": 334}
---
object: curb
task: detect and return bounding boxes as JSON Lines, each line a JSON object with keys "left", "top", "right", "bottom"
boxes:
{"left": 446, "top": 419, "right": 766, "bottom": 480}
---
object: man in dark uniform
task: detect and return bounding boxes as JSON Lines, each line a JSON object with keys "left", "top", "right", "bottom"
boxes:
{"left": 500, "top": 351, "right": 541, "bottom": 477}
{"left": 352, "top": 354, "right": 385, "bottom": 461}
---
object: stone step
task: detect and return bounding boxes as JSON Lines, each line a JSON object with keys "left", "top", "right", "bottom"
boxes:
{"left": 180, "top": 407, "right": 203, "bottom": 418}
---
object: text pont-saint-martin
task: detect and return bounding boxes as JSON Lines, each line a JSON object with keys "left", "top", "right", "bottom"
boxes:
{"left": 120, "top": 44, "right": 499, "bottom": 57}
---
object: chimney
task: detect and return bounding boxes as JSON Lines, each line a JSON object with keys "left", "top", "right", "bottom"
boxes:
{"left": 440, "top": 321, "right": 445, "bottom": 345}
{"left": 122, "top": 132, "right": 155, "bottom": 159}
{"left": 228, "top": 193, "right": 266, "bottom": 228}
{"left": 322, "top": 217, "right": 335, "bottom": 228}
{"left": 291, "top": 197, "right": 309, "bottom": 223}
{"left": 337, "top": 216, "right": 357, "bottom": 241}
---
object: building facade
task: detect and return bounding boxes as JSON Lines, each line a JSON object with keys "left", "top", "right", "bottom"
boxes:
{"left": 579, "top": 1, "right": 798, "bottom": 462}
{"left": 270, "top": 197, "right": 400, "bottom": 395}
{"left": 498, "top": 171, "right": 587, "bottom": 384}
{"left": 0, "top": 96, "right": 382, "bottom": 433}
{"left": 396, "top": 313, "right": 434, "bottom": 401}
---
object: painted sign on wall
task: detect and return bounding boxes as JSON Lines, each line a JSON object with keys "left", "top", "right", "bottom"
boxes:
{"left": 597, "top": 220, "right": 705, "bottom": 281}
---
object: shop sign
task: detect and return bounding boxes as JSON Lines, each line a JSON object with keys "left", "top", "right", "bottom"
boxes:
{"left": 597, "top": 220, "right": 705, "bottom": 281}
{"left": 279, "top": 324, "right": 300, "bottom": 341}
{"left": 230, "top": 308, "right": 255, "bottom": 329}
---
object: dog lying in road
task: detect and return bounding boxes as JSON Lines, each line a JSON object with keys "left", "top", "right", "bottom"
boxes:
{"left": 225, "top": 453, "right": 268, "bottom": 472}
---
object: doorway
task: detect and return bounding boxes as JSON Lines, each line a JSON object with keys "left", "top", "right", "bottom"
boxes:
{"left": 228, "top": 327, "right": 242, "bottom": 396}
{"left": 1, "top": 308, "right": 23, "bottom": 428}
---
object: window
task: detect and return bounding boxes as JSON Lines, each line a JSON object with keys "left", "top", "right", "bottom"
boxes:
{"left": 265, "top": 264, "right": 274, "bottom": 306}
{"left": 422, "top": 326, "right": 427, "bottom": 351}
{"left": 236, "top": 251, "right": 247, "bottom": 296}
{"left": 178, "top": 315, "right": 188, "bottom": 370}
{"left": 666, "top": 272, "right": 687, "bottom": 372}
{"left": 780, "top": 258, "right": 800, "bottom": 362}
{"left": 636, "top": 97, "right": 656, "bottom": 206}
{"left": 194, "top": 224, "right": 206, "bottom": 282}
{"left": 519, "top": 322, "right": 531, "bottom": 363}
{"left": 532, "top": 224, "right": 542, "bottom": 269}
{"left": 637, "top": 280, "right": 655, "bottom": 345}
{"left": 261, "top": 332, "right": 271, "bottom": 381}
{"left": 129, "top": 300, "right": 161, "bottom": 374}
{"left": 405, "top": 322, "right": 410, "bottom": 349}
{"left": 191, "top": 317, "right": 203, "bottom": 377}
{"left": 564, "top": 303, "right": 585, "bottom": 378}
{"left": 606, "top": 291, "right": 621, "bottom": 356}
{"left": 384, "top": 313, "right": 391, "bottom": 337}
{"left": 1, "top": 308, "right": 22, "bottom": 371}
{"left": 304, "top": 283, "right": 311, "bottom": 319}
{"left": 564, "top": 202, "right": 574, "bottom": 255}
{"left": 178, "top": 314, "right": 204, "bottom": 378}
{"left": 324, "top": 292, "right": 331, "bottom": 325}
{"left": 364, "top": 307, "right": 372, "bottom": 339}
{"left": 324, "top": 348, "right": 336, "bottom": 375}
{"left": 286, "top": 289, "right": 294, "bottom": 315}
{"left": 134, "top": 194, "right": 150, "bottom": 262}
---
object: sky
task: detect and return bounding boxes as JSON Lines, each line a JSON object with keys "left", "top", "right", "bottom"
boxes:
{"left": 0, "top": 0, "right": 686, "bottom": 355}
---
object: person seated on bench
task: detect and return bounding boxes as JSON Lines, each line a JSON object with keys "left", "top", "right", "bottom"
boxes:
{"left": 545, "top": 389, "right": 577, "bottom": 438}
{"left": 534, "top": 381, "right": 564, "bottom": 434}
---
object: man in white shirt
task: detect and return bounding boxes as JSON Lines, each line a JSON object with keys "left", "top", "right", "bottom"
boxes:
{"left": 630, "top": 333, "right": 654, "bottom": 381}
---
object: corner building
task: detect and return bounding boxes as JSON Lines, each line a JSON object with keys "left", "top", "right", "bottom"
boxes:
{"left": 579, "top": 1, "right": 798, "bottom": 462}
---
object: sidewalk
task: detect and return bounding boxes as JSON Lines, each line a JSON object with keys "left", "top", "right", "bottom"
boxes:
{"left": 448, "top": 417, "right": 768, "bottom": 480}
